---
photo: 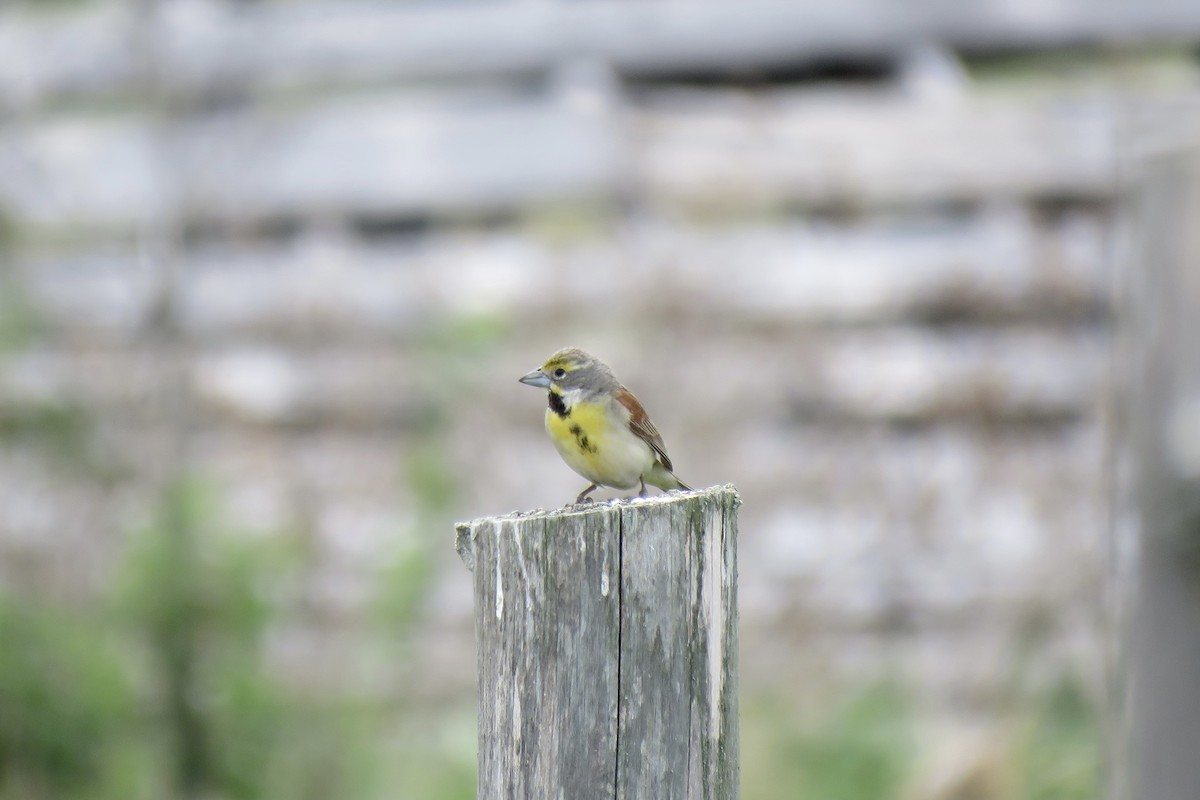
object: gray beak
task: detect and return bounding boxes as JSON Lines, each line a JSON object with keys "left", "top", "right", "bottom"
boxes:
{"left": 519, "top": 368, "right": 552, "bottom": 389}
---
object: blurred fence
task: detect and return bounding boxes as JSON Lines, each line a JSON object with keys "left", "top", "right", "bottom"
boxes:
{"left": 4, "top": 0, "right": 1200, "bottom": 106}
{"left": 0, "top": 0, "right": 1187, "bottom": 235}
{"left": 0, "top": 0, "right": 1132, "bottom": 682}
{"left": 1, "top": 0, "right": 1196, "bottom": 797}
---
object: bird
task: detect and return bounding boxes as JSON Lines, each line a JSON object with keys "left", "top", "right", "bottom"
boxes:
{"left": 518, "top": 347, "right": 692, "bottom": 504}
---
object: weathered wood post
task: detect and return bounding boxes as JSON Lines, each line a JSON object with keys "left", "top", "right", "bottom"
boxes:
{"left": 455, "top": 484, "right": 739, "bottom": 799}
{"left": 1116, "top": 128, "right": 1200, "bottom": 800}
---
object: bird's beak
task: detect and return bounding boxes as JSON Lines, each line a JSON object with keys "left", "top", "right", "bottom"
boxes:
{"left": 519, "top": 368, "right": 552, "bottom": 389}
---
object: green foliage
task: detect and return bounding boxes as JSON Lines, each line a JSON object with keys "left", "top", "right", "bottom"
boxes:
{"left": 375, "top": 433, "right": 458, "bottom": 639}
{"left": 406, "top": 439, "right": 459, "bottom": 515}
{"left": 435, "top": 312, "right": 509, "bottom": 357}
{"left": 115, "top": 476, "right": 384, "bottom": 800}
{"left": 0, "top": 396, "right": 121, "bottom": 482}
{"left": 415, "top": 311, "right": 508, "bottom": 391}
{"left": 117, "top": 481, "right": 285, "bottom": 659}
{"left": 382, "top": 700, "right": 475, "bottom": 800}
{"left": 0, "top": 402, "right": 90, "bottom": 460}
{"left": 521, "top": 202, "right": 617, "bottom": 247}
{"left": 744, "top": 674, "right": 1103, "bottom": 800}
{"left": 107, "top": 472, "right": 480, "bottom": 800}
{"left": 0, "top": 269, "right": 114, "bottom": 477}
{"left": 0, "top": 211, "right": 40, "bottom": 350}
{"left": 1016, "top": 677, "right": 1101, "bottom": 800}
{"left": 0, "top": 281, "right": 41, "bottom": 355}
{"left": 744, "top": 682, "right": 915, "bottom": 800}
{"left": 0, "top": 595, "right": 138, "bottom": 800}
{"left": 375, "top": 314, "right": 484, "bottom": 637}
{"left": 376, "top": 538, "right": 435, "bottom": 640}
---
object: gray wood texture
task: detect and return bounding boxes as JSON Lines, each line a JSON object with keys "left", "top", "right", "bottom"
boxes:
{"left": 5, "top": 0, "right": 1200, "bottom": 103}
{"left": 456, "top": 484, "right": 740, "bottom": 800}
{"left": 1117, "top": 127, "right": 1200, "bottom": 800}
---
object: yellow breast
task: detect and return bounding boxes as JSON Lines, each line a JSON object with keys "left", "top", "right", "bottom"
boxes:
{"left": 545, "top": 399, "right": 653, "bottom": 490}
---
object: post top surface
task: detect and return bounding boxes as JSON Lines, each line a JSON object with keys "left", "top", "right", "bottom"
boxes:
{"left": 454, "top": 483, "right": 740, "bottom": 533}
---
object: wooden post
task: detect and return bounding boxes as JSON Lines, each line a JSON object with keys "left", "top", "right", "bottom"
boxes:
{"left": 455, "top": 484, "right": 740, "bottom": 800}
{"left": 1116, "top": 130, "right": 1200, "bottom": 800}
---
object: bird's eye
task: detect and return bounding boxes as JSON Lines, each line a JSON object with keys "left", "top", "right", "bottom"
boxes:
{"left": 553, "top": 368, "right": 567, "bottom": 379}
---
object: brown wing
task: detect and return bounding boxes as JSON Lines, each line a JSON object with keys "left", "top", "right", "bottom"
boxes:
{"left": 615, "top": 387, "right": 674, "bottom": 471}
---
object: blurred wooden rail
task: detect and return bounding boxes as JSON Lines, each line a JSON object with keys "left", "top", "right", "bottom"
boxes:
{"left": 4, "top": 0, "right": 1200, "bottom": 103}
{"left": 15, "top": 209, "right": 1107, "bottom": 334}
{"left": 0, "top": 91, "right": 1117, "bottom": 235}
{"left": 455, "top": 485, "right": 740, "bottom": 800}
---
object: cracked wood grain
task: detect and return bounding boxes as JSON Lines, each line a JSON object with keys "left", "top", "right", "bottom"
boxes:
{"left": 456, "top": 484, "right": 740, "bottom": 800}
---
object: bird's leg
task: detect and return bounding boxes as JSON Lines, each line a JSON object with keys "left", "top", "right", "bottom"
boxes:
{"left": 575, "top": 483, "right": 599, "bottom": 504}
{"left": 638, "top": 477, "right": 647, "bottom": 497}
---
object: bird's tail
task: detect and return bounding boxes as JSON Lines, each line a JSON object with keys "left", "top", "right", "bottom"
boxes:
{"left": 647, "top": 463, "right": 692, "bottom": 492}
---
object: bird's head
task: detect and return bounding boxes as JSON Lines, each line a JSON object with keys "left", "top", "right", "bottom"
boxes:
{"left": 519, "top": 347, "right": 617, "bottom": 395}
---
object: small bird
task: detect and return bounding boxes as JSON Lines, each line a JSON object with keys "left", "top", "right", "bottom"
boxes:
{"left": 519, "top": 347, "right": 692, "bottom": 504}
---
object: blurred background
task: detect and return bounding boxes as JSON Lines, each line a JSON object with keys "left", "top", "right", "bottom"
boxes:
{"left": 2, "top": 0, "right": 1194, "bottom": 798}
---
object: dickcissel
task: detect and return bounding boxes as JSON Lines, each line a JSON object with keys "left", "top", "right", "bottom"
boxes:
{"left": 519, "top": 347, "right": 692, "bottom": 504}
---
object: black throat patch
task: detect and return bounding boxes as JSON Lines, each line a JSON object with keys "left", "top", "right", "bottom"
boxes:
{"left": 547, "top": 391, "right": 568, "bottom": 418}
